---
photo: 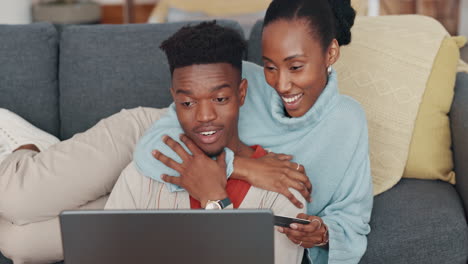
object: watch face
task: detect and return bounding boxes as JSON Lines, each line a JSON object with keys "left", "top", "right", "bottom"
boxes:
{"left": 205, "top": 201, "right": 221, "bottom": 210}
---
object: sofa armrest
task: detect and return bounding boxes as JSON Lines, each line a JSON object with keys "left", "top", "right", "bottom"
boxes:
{"left": 451, "top": 72, "right": 468, "bottom": 218}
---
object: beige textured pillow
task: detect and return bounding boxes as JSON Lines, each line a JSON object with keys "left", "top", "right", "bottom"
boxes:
{"left": 335, "top": 15, "right": 449, "bottom": 195}
{"left": 403, "top": 36, "right": 466, "bottom": 184}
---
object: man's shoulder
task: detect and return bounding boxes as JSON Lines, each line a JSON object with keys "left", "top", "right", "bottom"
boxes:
{"left": 121, "top": 161, "right": 164, "bottom": 194}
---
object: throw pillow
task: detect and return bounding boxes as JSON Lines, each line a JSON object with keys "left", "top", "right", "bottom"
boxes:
{"left": 335, "top": 15, "right": 451, "bottom": 195}
{"left": 403, "top": 36, "right": 466, "bottom": 184}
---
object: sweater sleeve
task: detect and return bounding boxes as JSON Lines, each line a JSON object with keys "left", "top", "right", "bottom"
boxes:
{"left": 133, "top": 103, "right": 235, "bottom": 192}
{"left": 315, "top": 121, "right": 373, "bottom": 264}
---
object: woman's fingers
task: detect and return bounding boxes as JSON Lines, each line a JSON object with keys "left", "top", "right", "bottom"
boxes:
{"left": 278, "top": 188, "right": 304, "bottom": 208}
{"left": 270, "top": 152, "right": 294, "bottom": 161}
{"left": 289, "top": 164, "right": 312, "bottom": 191}
{"left": 279, "top": 226, "right": 323, "bottom": 244}
{"left": 284, "top": 178, "right": 311, "bottom": 202}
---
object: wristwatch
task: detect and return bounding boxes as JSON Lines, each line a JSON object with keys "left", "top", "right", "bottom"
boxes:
{"left": 205, "top": 197, "right": 232, "bottom": 210}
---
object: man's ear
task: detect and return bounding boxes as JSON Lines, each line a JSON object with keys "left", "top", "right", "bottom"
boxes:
{"left": 238, "top": 79, "right": 248, "bottom": 106}
{"left": 170, "top": 87, "right": 175, "bottom": 99}
{"left": 326, "top": 39, "right": 340, "bottom": 67}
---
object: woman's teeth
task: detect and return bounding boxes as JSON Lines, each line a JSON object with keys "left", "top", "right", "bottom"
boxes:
{"left": 200, "top": 131, "right": 216, "bottom": 136}
{"left": 282, "top": 94, "right": 303, "bottom": 104}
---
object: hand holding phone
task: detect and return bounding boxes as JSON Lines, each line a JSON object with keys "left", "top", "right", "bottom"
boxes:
{"left": 274, "top": 215, "right": 311, "bottom": 227}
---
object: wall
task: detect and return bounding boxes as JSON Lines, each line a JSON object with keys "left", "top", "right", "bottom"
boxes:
{"left": 97, "top": 0, "right": 156, "bottom": 3}
{"left": 0, "top": 0, "right": 32, "bottom": 24}
{"left": 460, "top": 0, "right": 468, "bottom": 37}
{"left": 31, "top": 0, "right": 157, "bottom": 4}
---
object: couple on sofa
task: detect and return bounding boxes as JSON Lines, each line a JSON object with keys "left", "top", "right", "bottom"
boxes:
{"left": 0, "top": 0, "right": 373, "bottom": 263}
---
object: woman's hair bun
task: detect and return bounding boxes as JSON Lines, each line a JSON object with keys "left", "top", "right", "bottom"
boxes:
{"left": 328, "top": 0, "right": 356, "bottom": 45}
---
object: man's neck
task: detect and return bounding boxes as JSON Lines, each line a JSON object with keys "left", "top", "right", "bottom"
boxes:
{"left": 228, "top": 140, "right": 255, "bottom": 158}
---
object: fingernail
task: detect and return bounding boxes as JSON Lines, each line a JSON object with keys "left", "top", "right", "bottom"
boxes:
{"left": 152, "top": 150, "right": 158, "bottom": 155}
{"left": 290, "top": 224, "right": 298, "bottom": 230}
{"left": 277, "top": 227, "right": 284, "bottom": 233}
{"left": 300, "top": 203, "right": 304, "bottom": 208}
{"left": 162, "top": 135, "right": 167, "bottom": 141}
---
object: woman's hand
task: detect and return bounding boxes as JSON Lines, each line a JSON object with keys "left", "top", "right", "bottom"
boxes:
{"left": 232, "top": 153, "right": 312, "bottom": 208}
{"left": 152, "top": 134, "right": 228, "bottom": 207}
{"left": 277, "top": 213, "right": 329, "bottom": 248}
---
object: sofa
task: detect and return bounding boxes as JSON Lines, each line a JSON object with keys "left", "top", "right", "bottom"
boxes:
{"left": 0, "top": 17, "right": 467, "bottom": 264}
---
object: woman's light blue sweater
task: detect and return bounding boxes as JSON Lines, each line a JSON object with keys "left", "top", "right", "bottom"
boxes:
{"left": 133, "top": 61, "right": 373, "bottom": 263}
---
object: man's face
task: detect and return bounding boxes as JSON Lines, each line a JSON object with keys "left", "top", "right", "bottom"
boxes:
{"left": 171, "top": 63, "right": 247, "bottom": 157}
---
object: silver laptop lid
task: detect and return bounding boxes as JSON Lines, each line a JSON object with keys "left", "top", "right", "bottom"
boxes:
{"left": 60, "top": 209, "right": 274, "bottom": 264}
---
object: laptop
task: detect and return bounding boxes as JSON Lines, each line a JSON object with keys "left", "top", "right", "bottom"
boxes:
{"left": 60, "top": 209, "right": 274, "bottom": 264}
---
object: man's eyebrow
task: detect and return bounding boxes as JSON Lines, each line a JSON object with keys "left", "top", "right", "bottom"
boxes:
{"left": 210, "top": 83, "right": 231, "bottom": 92}
{"left": 174, "top": 89, "right": 193, "bottom": 95}
{"left": 262, "top": 54, "right": 306, "bottom": 62}
{"left": 173, "top": 84, "right": 230, "bottom": 95}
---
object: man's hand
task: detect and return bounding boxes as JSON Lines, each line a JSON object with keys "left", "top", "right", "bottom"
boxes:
{"left": 233, "top": 153, "right": 312, "bottom": 208}
{"left": 152, "top": 134, "right": 228, "bottom": 207}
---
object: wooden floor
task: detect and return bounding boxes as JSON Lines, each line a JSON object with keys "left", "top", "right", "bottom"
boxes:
{"left": 100, "top": 4, "right": 155, "bottom": 24}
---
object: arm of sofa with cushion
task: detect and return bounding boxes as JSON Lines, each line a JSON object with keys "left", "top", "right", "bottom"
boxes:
{"left": 451, "top": 72, "right": 468, "bottom": 218}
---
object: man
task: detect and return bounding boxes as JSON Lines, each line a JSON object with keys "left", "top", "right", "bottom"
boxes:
{"left": 105, "top": 22, "right": 305, "bottom": 263}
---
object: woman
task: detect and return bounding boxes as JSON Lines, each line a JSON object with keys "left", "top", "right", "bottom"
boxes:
{"left": 137, "top": 0, "right": 373, "bottom": 263}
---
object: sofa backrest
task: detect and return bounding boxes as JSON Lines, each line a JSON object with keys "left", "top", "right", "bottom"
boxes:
{"left": 0, "top": 23, "right": 60, "bottom": 137}
{"left": 452, "top": 72, "right": 468, "bottom": 217}
{"left": 58, "top": 20, "right": 245, "bottom": 140}
{"left": 246, "top": 20, "right": 263, "bottom": 66}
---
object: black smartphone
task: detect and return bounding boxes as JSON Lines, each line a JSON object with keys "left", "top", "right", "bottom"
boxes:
{"left": 274, "top": 215, "right": 311, "bottom": 227}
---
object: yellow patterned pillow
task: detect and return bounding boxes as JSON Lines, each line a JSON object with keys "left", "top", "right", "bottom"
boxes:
{"left": 335, "top": 15, "right": 453, "bottom": 195}
{"left": 403, "top": 36, "right": 467, "bottom": 183}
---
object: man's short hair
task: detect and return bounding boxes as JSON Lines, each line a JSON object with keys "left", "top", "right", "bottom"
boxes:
{"left": 160, "top": 21, "right": 247, "bottom": 76}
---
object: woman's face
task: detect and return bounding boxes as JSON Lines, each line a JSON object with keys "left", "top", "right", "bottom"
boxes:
{"left": 262, "top": 19, "right": 339, "bottom": 117}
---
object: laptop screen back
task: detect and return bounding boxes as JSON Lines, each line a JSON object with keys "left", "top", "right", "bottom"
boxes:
{"left": 60, "top": 210, "right": 274, "bottom": 264}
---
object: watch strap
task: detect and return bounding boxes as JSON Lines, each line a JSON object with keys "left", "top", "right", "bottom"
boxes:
{"left": 218, "top": 197, "right": 232, "bottom": 209}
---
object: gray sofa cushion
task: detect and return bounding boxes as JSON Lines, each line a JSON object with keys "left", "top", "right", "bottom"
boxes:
{"left": 0, "top": 23, "right": 59, "bottom": 137}
{"left": 360, "top": 179, "right": 468, "bottom": 264}
{"left": 247, "top": 20, "right": 263, "bottom": 66}
{"left": 451, "top": 72, "right": 468, "bottom": 218}
{"left": 59, "top": 20, "right": 244, "bottom": 139}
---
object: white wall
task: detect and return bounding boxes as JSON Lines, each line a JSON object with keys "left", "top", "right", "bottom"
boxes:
{"left": 460, "top": 0, "right": 468, "bottom": 37}
{"left": 94, "top": 0, "right": 156, "bottom": 4}
{"left": 0, "top": 0, "right": 32, "bottom": 24}
{"left": 368, "top": 0, "right": 380, "bottom": 16}
{"left": 31, "top": 0, "right": 157, "bottom": 4}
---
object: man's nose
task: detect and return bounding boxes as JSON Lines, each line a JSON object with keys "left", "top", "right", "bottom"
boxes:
{"left": 196, "top": 101, "right": 217, "bottom": 123}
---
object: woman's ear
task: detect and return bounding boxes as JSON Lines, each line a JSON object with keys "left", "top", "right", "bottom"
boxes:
{"left": 327, "top": 39, "right": 341, "bottom": 67}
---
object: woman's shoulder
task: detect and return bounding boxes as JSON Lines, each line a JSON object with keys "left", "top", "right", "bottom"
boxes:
{"left": 241, "top": 61, "right": 265, "bottom": 84}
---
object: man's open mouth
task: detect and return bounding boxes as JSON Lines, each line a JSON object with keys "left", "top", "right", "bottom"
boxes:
{"left": 195, "top": 129, "right": 223, "bottom": 144}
